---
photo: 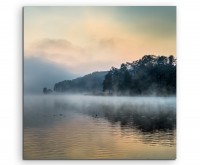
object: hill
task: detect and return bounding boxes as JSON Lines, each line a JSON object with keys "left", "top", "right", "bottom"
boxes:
{"left": 54, "top": 71, "right": 108, "bottom": 93}
{"left": 53, "top": 55, "right": 176, "bottom": 96}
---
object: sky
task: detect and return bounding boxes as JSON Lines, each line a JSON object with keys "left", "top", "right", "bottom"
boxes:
{"left": 24, "top": 57, "right": 78, "bottom": 93}
{"left": 24, "top": 6, "right": 176, "bottom": 92}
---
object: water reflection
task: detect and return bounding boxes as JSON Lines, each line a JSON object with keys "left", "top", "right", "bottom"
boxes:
{"left": 85, "top": 102, "right": 176, "bottom": 131}
{"left": 24, "top": 95, "right": 176, "bottom": 159}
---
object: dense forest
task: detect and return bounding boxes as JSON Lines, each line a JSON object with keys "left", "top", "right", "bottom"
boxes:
{"left": 53, "top": 55, "right": 176, "bottom": 96}
{"left": 103, "top": 55, "right": 176, "bottom": 95}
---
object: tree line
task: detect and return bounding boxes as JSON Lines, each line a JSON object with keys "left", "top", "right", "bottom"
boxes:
{"left": 102, "top": 55, "right": 176, "bottom": 95}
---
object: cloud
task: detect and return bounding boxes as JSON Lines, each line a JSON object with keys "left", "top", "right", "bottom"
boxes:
{"left": 24, "top": 57, "right": 78, "bottom": 94}
{"left": 24, "top": 7, "right": 176, "bottom": 75}
{"left": 99, "top": 38, "right": 115, "bottom": 49}
{"left": 34, "top": 38, "right": 73, "bottom": 50}
{"left": 25, "top": 38, "right": 87, "bottom": 65}
{"left": 27, "top": 38, "right": 84, "bottom": 55}
{"left": 25, "top": 38, "right": 122, "bottom": 74}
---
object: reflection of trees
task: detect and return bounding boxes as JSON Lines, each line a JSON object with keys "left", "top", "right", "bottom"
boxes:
{"left": 24, "top": 96, "right": 176, "bottom": 147}
{"left": 85, "top": 102, "right": 176, "bottom": 147}
{"left": 120, "top": 125, "right": 176, "bottom": 147}
{"left": 25, "top": 97, "right": 176, "bottom": 133}
{"left": 86, "top": 103, "right": 176, "bottom": 133}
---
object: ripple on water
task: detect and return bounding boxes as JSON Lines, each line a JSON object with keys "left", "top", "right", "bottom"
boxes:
{"left": 24, "top": 95, "right": 176, "bottom": 159}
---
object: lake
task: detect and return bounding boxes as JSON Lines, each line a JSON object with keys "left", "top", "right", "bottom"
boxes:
{"left": 23, "top": 95, "right": 176, "bottom": 159}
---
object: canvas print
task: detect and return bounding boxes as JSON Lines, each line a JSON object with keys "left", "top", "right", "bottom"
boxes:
{"left": 23, "top": 6, "right": 176, "bottom": 159}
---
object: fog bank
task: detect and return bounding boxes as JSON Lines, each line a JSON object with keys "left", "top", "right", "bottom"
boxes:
{"left": 24, "top": 57, "right": 78, "bottom": 94}
{"left": 24, "top": 95, "right": 176, "bottom": 132}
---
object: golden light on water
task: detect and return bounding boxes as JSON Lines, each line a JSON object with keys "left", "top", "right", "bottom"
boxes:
{"left": 24, "top": 112, "right": 176, "bottom": 159}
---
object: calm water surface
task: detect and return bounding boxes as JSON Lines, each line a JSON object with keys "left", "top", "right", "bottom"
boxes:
{"left": 24, "top": 95, "right": 176, "bottom": 159}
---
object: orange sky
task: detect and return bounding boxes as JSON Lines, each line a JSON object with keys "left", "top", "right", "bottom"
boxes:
{"left": 24, "top": 6, "right": 176, "bottom": 75}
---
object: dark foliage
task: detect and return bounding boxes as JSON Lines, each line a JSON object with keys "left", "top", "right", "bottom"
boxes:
{"left": 43, "top": 87, "right": 52, "bottom": 94}
{"left": 103, "top": 55, "right": 176, "bottom": 95}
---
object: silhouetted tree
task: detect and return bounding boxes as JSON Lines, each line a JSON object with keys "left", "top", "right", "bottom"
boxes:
{"left": 103, "top": 55, "right": 176, "bottom": 95}
{"left": 43, "top": 87, "right": 52, "bottom": 94}
{"left": 43, "top": 88, "right": 47, "bottom": 94}
{"left": 102, "top": 72, "right": 113, "bottom": 94}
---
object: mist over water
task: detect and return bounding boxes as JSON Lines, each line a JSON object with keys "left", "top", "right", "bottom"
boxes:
{"left": 24, "top": 94, "right": 176, "bottom": 159}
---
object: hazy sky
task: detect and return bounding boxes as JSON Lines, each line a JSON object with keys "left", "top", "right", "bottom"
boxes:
{"left": 24, "top": 57, "right": 78, "bottom": 93}
{"left": 24, "top": 6, "right": 176, "bottom": 75}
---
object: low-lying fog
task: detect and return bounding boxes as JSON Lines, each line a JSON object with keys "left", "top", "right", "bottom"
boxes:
{"left": 24, "top": 94, "right": 176, "bottom": 132}
{"left": 24, "top": 94, "right": 176, "bottom": 159}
